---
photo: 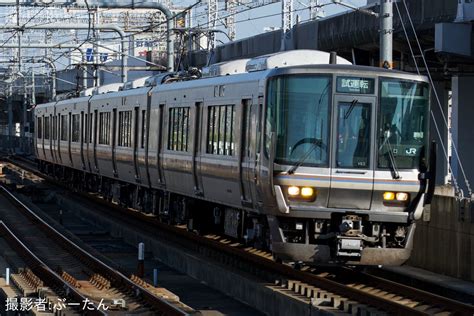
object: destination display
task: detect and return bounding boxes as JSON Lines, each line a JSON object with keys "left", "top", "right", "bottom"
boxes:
{"left": 336, "top": 77, "right": 375, "bottom": 94}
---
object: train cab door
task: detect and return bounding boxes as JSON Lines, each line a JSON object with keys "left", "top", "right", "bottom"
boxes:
{"left": 328, "top": 95, "right": 375, "bottom": 209}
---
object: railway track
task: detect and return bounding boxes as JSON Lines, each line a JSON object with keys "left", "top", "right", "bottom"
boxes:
{"left": 0, "top": 178, "right": 195, "bottom": 316}
{"left": 4, "top": 156, "right": 474, "bottom": 315}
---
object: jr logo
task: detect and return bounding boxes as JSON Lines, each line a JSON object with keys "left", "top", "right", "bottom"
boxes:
{"left": 406, "top": 148, "right": 417, "bottom": 155}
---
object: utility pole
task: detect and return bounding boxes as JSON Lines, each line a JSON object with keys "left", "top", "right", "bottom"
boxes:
{"left": 7, "top": 83, "right": 13, "bottom": 149}
{"left": 380, "top": 0, "right": 393, "bottom": 68}
{"left": 207, "top": 0, "right": 218, "bottom": 50}
{"left": 93, "top": 9, "right": 101, "bottom": 87}
{"left": 310, "top": 0, "right": 324, "bottom": 20}
{"left": 226, "top": 0, "right": 236, "bottom": 41}
{"left": 31, "top": 70, "right": 36, "bottom": 107}
{"left": 280, "top": 0, "right": 293, "bottom": 51}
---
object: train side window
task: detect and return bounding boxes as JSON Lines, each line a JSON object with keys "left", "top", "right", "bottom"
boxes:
{"left": 60, "top": 115, "right": 68, "bottom": 141}
{"left": 37, "top": 117, "right": 42, "bottom": 139}
{"left": 168, "top": 107, "right": 190, "bottom": 151}
{"left": 71, "top": 114, "right": 80, "bottom": 142}
{"left": 141, "top": 109, "right": 147, "bottom": 149}
{"left": 118, "top": 110, "right": 132, "bottom": 147}
{"left": 98, "top": 112, "right": 111, "bottom": 145}
{"left": 206, "top": 105, "right": 235, "bottom": 156}
{"left": 44, "top": 116, "right": 50, "bottom": 140}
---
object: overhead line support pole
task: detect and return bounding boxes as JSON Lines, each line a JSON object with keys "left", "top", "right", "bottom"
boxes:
{"left": 0, "top": 23, "right": 128, "bottom": 82}
{"left": 380, "top": 0, "right": 393, "bottom": 69}
{"left": 2, "top": 44, "right": 88, "bottom": 93}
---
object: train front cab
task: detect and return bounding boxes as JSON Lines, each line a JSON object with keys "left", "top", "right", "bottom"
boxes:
{"left": 262, "top": 66, "right": 433, "bottom": 265}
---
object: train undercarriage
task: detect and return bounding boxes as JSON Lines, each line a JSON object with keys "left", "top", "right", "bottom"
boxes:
{"left": 38, "top": 160, "right": 415, "bottom": 266}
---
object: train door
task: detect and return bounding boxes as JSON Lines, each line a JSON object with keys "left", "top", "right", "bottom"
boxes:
{"left": 41, "top": 115, "right": 45, "bottom": 160}
{"left": 252, "top": 98, "right": 265, "bottom": 208}
{"left": 156, "top": 103, "right": 165, "bottom": 186}
{"left": 111, "top": 108, "right": 118, "bottom": 176}
{"left": 80, "top": 111, "right": 86, "bottom": 170}
{"left": 52, "top": 110, "right": 60, "bottom": 164}
{"left": 240, "top": 98, "right": 255, "bottom": 207}
{"left": 192, "top": 101, "right": 204, "bottom": 195}
{"left": 93, "top": 109, "right": 99, "bottom": 172}
{"left": 57, "top": 111, "right": 62, "bottom": 164}
{"left": 328, "top": 95, "right": 375, "bottom": 209}
{"left": 49, "top": 114, "right": 54, "bottom": 163}
{"left": 68, "top": 112, "right": 73, "bottom": 166}
{"left": 133, "top": 106, "right": 141, "bottom": 181}
{"left": 143, "top": 96, "right": 152, "bottom": 187}
{"left": 84, "top": 112, "right": 90, "bottom": 171}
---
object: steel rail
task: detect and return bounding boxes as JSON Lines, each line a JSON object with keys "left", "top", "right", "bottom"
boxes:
{"left": 0, "top": 184, "right": 191, "bottom": 316}
{"left": 7, "top": 156, "right": 474, "bottom": 315}
{"left": 80, "top": 190, "right": 460, "bottom": 315}
{"left": 347, "top": 268, "right": 474, "bottom": 316}
{"left": 0, "top": 221, "right": 104, "bottom": 315}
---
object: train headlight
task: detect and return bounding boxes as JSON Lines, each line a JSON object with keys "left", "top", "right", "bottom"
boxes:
{"left": 301, "top": 187, "right": 314, "bottom": 198}
{"left": 288, "top": 186, "right": 300, "bottom": 196}
{"left": 287, "top": 186, "right": 316, "bottom": 201}
{"left": 396, "top": 192, "right": 409, "bottom": 201}
{"left": 383, "top": 192, "right": 395, "bottom": 201}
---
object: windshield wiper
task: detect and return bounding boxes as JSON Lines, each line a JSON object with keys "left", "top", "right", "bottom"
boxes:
{"left": 379, "top": 130, "right": 401, "bottom": 179}
{"left": 344, "top": 99, "right": 359, "bottom": 119}
{"left": 287, "top": 139, "right": 324, "bottom": 175}
{"left": 286, "top": 84, "right": 330, "bottom": 175}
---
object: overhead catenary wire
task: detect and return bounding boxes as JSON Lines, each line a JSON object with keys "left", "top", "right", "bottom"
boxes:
{"left": 393, "top": 2, "right": 460, "bottom": 196}
{"left": 395, "top": 0, "right": 472, "bottom": 198}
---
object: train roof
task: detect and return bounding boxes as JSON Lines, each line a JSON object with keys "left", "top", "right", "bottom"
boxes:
{"left": 149, "top": 63, "right": 428, "bottom": 94}
{"left": 35, "top": 50, "right": 429, "bottom": 110}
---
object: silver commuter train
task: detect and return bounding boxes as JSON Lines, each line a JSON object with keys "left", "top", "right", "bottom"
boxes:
{"left": 34, "top": 50, "right": 435, "bottom": 265}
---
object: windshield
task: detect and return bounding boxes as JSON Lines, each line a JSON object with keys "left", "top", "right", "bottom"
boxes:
{"left": 266, "top": 75, "right": 331, "bottom": 166}
{"left": 336, "top": 101, "right": 371, "bottom": 169}
{"left": 378, "top": 79, "right": 429, "bottom": 170}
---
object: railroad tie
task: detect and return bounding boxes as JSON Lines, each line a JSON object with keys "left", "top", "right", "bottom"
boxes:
{"left": 89, "top": 274, "right": 111, "bottom": 290}
{"left": 22, "top": 269, "right": 44, "bottom": 290}
{"left": 298, "top": 284, "right": 308, "bottom": 296}
{"left": 61, "top": 271, "right": 80, "bottom": 288}
{"left": 131, "top": 274, "right": 147, "bottom": 287}
{"left": 339, "top": 300, "right": 367, "bottom": 314}
{"left": 330, "top": 295, "right": 345, "bottom": 309}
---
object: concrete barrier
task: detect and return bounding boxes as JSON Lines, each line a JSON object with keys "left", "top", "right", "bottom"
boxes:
{"left": 409, "top": 187, "right": 474, "bottom": 281}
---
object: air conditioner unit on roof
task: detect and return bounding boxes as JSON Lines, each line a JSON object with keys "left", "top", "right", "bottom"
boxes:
{"left": 245, "top": 50, "right": 351, "bottom": 72}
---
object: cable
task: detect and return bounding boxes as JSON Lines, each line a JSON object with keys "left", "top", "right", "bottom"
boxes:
{"left": 0, "top": 6, "right": 47, "bottom": 49}
{"left": 392, "top": 2, "right": 461, "bottom": 195}
{"left": 398, "top": 0, "right": 472, "bottom": 198}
